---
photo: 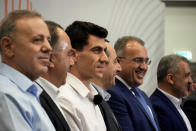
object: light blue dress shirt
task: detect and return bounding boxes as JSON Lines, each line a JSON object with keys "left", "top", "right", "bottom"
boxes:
{"left": 91, "top": 83, "right": 111, "bottom": 101}
{"left": 0, "top": 63, "right": 55, "bottom": 131}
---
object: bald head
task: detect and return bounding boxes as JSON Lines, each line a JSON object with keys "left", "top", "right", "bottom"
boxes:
{"left": 41, "top": 21, "right": 74, "bottom": 87}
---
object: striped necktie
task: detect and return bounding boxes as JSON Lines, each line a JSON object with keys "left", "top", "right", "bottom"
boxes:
{"left": 131, "top": 88, "right": 159, "bottom": 131}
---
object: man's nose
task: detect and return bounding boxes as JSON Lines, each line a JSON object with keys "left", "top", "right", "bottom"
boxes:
{"left": 189, "top": 76, "right": 193, "bottom": 84}
{"left": 100, "top": 51, "right": 109, "bottom": 64}
{"left": 41, "top": 39, "right": 52, "bottom": 54}
{"left": 139, "top": 62, "right": 148, "bottom": 70}
{"left": 116, "top": 62, "right": 122, "bottom": 73}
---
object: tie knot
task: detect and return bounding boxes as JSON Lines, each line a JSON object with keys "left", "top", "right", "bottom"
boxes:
{"left": 27, "top": 84, "right": 38, "bottom": 97}
{"left": 131, "top": 88, "right": 139, "bottom": 96}
{"left": 131, "top": 87, "right": 137, "bottom": 92}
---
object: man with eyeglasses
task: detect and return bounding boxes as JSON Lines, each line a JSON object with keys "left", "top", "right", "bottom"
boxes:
{"left": 107, "top": 36, "right": 160, "bottom": 131}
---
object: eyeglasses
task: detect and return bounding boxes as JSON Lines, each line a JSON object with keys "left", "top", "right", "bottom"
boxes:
{"left": 118, "top": 56, "right": 151, "bottom": 65}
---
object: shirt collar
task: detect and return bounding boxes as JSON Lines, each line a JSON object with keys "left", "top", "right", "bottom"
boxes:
{"left": 158, "top": 88, "right": 182, "bottom": 106}
{"left": 0, "top": 63, "right": 42, "bottom": 95}
{"left": 91, "top": 83, "right": 111, "bottom": 101}
{"left": 116, "top": 75, "right": 133, "bottom": 89}
{"left": 66, "top": 73, "right": 98, "bottom": 100}
{"left": 36, "top": 77, "right": 59, "bottom": 100}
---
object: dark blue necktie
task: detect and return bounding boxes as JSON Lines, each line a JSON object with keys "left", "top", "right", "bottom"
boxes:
{"left": 27, "top": 84, "right": 40, "bottom": 102}
{"left": 131, "top": 88, "right": 159, "bottom": 131}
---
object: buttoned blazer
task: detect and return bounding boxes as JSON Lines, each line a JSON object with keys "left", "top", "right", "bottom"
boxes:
{"left": 107, "top": 78, "right": 159, "bottom": 131}
{"left": 150, "top": 89, "right": 188, "bottom": 131}
{"left": 40, "top": 90, "right": 71, "bottom": 131}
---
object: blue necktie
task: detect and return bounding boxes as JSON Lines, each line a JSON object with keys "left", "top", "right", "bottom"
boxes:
{"left": 131, "top": 88, "right": 159, "bottom": 131}
{"left": 27, "top": 84, "right": 40, "bottom": 102}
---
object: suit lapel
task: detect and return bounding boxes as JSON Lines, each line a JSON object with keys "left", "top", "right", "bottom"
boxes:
{"left": 155, "top": 89, "right": 188, "bottom": 130}
{"left": 99, "top": 100, "right": 121, "bottom": 131}
{"left": 40, "top": 91, "right": 71, "bottom": 131}
{"left": 92, "top": 84, "right": 121, "bottom": 131}
{"left": 115, "top": 79, "right": 157, "bottom": 130}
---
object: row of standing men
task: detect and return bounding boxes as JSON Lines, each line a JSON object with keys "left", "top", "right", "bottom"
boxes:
{"left": 0, "top": 9, "right": 195, "bottom": 131}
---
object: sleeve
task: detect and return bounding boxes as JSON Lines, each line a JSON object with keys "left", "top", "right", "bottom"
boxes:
{"left": 107, "top": 90, "right": 134, "bottom": 131}
{"left": 0, "top": 92, "right": 32, "bottom": 131}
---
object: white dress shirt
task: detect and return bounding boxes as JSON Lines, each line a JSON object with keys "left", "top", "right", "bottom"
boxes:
{"left": 36, "top": 77, "right": 65, "bottom": 117}
{"left": 158, "top": 88, "right": 192, "bottom": 131}
{"left": 57, "top": 73, "right": 106, "bottom": 131}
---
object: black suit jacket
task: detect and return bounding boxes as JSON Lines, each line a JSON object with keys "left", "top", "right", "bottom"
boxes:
{"left": 92, "top": 83, "right": 121, "bottom": 131}
{"left": 182, "top": 90, "right": 196, "bottom": 131}
{"left": 98, "top": 100, "right": 122, "bottom": 131}
{"left": 40, "top": 90, "right": 71, "bottom": 131}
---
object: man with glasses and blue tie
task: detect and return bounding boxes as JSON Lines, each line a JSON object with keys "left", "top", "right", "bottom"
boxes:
{"left": 107, "top": 36, "right": 160, "bottom": 131}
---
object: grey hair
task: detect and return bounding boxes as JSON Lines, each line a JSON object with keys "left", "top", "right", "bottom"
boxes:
{"left": 157, "top": 54, "right": 190, "bottom": 83}
{"left": 114, "top": 36, "right": 145, "bottom": 56}
{"left": 0, "top": 10, "right": 42, "bottom": 52}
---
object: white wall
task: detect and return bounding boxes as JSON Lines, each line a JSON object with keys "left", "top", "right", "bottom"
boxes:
{"left": 165, "top": 7, "right": 196, "bottom": 62}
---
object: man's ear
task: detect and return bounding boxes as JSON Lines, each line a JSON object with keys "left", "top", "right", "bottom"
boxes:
{"left": 48, "top": 53, "right": 55, "bottom": 68}
{"left": 0, "top": 36, "right": 15, "bottom": 58}
{"left": 71, "top": 48, "right": 78, "bottom": 64}
{"left": 166, "top": 73, "right": 174, "bottom": 85}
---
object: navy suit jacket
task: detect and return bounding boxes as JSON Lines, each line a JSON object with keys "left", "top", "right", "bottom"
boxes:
{"left": 107, "top": 78, "right": 159, "bottom": 131}
{"left": 40, "top": 90, "right": 71, "bottom": 131}
{"left": 150, "top": 89, "right": 188, "bottom": 131}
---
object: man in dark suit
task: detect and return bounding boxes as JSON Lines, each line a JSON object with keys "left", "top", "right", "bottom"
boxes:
{"left": 91, "top": 41, "right": 122, "bottom": 131}
{"left": 150, "top": 54, "right": 193, "bottom": 131}
{"left": 107, "top": 36, "right": 160, "bottom": 131}
{"left": 36, "top": 21, "right": 73, "bottom": 131}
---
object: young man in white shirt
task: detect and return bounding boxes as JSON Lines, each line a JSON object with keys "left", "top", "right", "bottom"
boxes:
{"left": 58, "top": 21, "right": 108, "bottom": 131}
